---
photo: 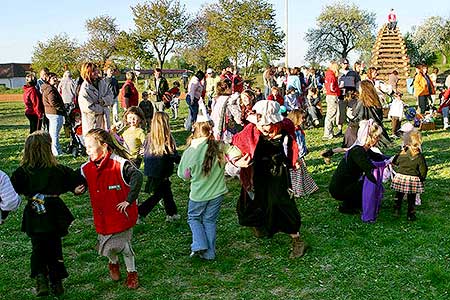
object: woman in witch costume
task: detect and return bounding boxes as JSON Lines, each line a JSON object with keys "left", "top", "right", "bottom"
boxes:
{"left": 230, "top": 100, "right": 306, "bottom": 258}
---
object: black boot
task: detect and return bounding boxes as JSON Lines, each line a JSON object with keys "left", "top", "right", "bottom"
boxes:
{"left": 35, "top": 274, "right": 49, "bottom": 297}
{"left": 407, "top": 195, "right": 416, "bottom": 221}
{"left": 394, "top": 199, "right": 402, "bottom": 217}
{"left": 51, "top": 279, "right": 64, "bottom": 296}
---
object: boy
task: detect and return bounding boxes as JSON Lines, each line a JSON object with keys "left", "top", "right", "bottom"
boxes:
{"left": 139, "top": 91, "right": 154, "bottom": 131}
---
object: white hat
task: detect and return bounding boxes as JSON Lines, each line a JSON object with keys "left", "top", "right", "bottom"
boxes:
{"left": 206, "top": 68, "right": 214, "bottom": 74}
{"left": 398, "top": 122, "right": 414, "bottom": 133}
{"left": 246, "top": 100, "right": 283, "bottom": 126}
{"left": 195, "top": 99, "right": 211, "bottom": 123}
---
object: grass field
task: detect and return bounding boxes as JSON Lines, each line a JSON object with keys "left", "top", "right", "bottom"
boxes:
{"left": 0, "top": 99, "right": 449, "bottom": 300}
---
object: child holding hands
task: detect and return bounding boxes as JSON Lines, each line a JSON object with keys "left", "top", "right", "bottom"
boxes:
{"left": 81, "top": 128, "right": 143, "bottom": 289}
{"left": 11, "top": 131, "right": 85, "bottom": 297}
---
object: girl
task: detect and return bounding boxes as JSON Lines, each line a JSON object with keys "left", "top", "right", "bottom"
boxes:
{"left": 391, "top": 130, "right": 428, "bottom": 221}
{"left": 177, "top": 118, "right": 227, "bottom": 260}
{"left": 388, "top": 91, "right": 406, "bottom": 137}
{"left": 287, "top": 109, "right": 319, "bottom": 197}
{"left": 239, "top": 89, "right": 256, "bottom": 126}
{"left": 11, "top": 131, "right": 85, "bottom": 297}
{"left": 81, "top": 128, "right": 143, "bottom": 289}
{"left": 138, "top": 112, "right": 180, "bottom": 222}
{"left": 120, "top": 106, "right": 146, "bottom": 168}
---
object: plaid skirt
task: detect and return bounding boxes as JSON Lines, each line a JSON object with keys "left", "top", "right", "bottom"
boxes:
{"left": 391, "top": 173, "right": 424, "bottom": 194}
{"left": 289, "top": 159, "right": 319, "bottom": 197}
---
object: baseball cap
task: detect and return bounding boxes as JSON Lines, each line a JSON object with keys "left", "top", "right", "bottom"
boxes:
{"left": 206, "top": 68, "right": 214, "bottom": 74}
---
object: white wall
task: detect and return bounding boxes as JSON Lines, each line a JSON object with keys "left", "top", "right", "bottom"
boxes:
{"left": 0, "top": 77, "right": 26, "bottom": 89}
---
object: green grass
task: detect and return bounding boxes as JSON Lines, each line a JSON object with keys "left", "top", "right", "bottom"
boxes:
{"left": 0, "top": 99, "right": 450, "bottom": 299}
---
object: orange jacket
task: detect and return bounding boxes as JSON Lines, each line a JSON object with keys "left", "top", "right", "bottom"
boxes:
{"left": 413, "top": 73, "right": 435, "bottom": 97}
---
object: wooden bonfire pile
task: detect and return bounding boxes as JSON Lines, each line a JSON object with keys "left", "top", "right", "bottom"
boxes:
{"left": 371, "top": 24, "right": 410, "bottom": 91}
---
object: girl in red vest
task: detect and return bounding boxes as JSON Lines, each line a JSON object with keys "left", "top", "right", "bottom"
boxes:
{"left": 81, "top": 128, "right": 143, "bottom": 289}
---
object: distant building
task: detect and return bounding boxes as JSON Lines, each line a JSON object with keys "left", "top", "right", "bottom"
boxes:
{"left": 0, "top": 63, "right": 32, "bottom": 89}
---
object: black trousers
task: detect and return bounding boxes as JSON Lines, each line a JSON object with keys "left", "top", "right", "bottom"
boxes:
{"left": 418, "top": 95, "right": 430, "bottom": 114}
{"left": 25, "top": 114, "right": 42, "bottom": 134}
{"left": 138, "top": 177, "right": 177, "bottom": 217}
{"left": 395, "top": 192, "right": 416, "bottom": 215}
{"left": 30, "top": 233, "right": 68, "bottom": 281}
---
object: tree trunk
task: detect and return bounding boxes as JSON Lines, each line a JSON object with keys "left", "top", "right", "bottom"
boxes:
{"left": 442, "top": 54, "right": 447, "bottom": 65}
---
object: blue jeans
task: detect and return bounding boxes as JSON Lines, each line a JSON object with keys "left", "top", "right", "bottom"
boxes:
{"left": 185, "top": 95, "right": 199, "bottom": 123}
{"left": 46, "top": 114, "right": 64, "bottom": 156}
{"left": 187, "top": 195, "right": 223, "bottom": 260}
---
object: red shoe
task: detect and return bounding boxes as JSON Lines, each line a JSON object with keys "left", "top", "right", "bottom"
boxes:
{"left": 108, "top": 263, "right": 120, "bottom": 281}
{"left": 125, "top": 271, "right": 139, "bottom": 289}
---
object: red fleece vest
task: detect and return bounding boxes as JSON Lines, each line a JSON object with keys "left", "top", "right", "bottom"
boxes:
{"left": 81, "top": 152, "right": 137, "bottom": 235}
{"left": 119, "top": 80, "right": 139, "bottom": 108}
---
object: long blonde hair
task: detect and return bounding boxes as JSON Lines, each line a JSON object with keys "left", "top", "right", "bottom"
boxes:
{"left": 21, "top": 131, "right": 58, "bottom": 168}
{"left": 329, "top": 62, "right": 340, "bottom": 77}
{"left": 359, "top": 80, "right": 382, "bottom": 108}
{"left": 364, "top": 122, "right": 383, "bottom": 147}
{"left": 146, "top": 112, "right": 176, "bottom": 156}
{"left": 402, "top": 129, "right": 422, "bottom": 156}
{"left": 188, "top": 121, "right": 225, "bottom": 176}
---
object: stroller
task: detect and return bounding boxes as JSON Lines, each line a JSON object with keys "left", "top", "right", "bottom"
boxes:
{"left": 65, "top": 104, "right": 86, "bottom": 157}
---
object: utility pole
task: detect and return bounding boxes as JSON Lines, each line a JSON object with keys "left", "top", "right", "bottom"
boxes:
{"left": 285, "top": 0, "right": 288, "bottom": 68}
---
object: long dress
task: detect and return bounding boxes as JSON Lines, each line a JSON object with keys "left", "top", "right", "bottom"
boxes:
{"left": 237, "top": 132, "right": 301, "bottom": 236}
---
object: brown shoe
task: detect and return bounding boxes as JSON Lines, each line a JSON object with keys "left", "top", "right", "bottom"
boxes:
{"left": 35, "top": 274, "right": 49, "bottom": 297}
{"left": 251, "top": 227, "right": 268, "bottom": 238}
{"left": 125, "top": 271, "right": 139, "bottom": 289}
{"left": 108, "top": 262, "right": 120, "bottom": 281}
{"left": 289, "top": 236, "right": 306, "bottom": 258}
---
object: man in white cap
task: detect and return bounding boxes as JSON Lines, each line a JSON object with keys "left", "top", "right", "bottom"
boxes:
{"left": 205, "top": 68, "right": 220, "bottom": 109}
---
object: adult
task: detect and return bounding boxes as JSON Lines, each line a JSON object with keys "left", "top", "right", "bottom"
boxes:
{"left": 262, "top": 66, "right": 274, "bottom": 99}
{"left": 231, "top": 68, "right": 244, "bottom": 94}
{"left": 36, "top": 68, "right": 49, "bottom": 96}
{"left": 41, "top": 73, "right": 66, "bottom": 156}
{"left": 445, "top": 74, "right": 450, "bottom": 89}
{"left": 413, "top": 64, "right": 435, "bottom": 114}
{"left": 438, "top": 87, "right": 450, "bottom": 129}
{"left": 0, "top": 169, "right": 21, "bottom": 225}
{"left": 23, "top": 73, "right": 44, "bottom": 133}
{"left": 149, "top": 68, "right": 169, "bottom": 112}
{"left": 57, "top": 70, "right": 76, "bottom": 109}
{"left": 338, "top": 58, "right": 361, "bottom": 135}
{"left": 78, "top": 62, "right": 113, "bottom": 136}
{"left": 286, "top": 67, "right": 303, "bottom": 97}
{"left": 104, "top": 67, "right": 120, "bottom": 122}
{"left": 210, "top": 80, "right": 242, "bottom": 143}
{"left": 387, "top": 8, "right": 397, "bottom": 31}
{"left": 388, "top": 70, "right": 399, "bottom": 93}
{"left": 231, "top": 100, "right": 306, "bottom": 258}
{"left": 429, "top": 67, "right": 439, "bottom": 105}
{"left": 353, "top": 80, "right": 392, "bottom": 148}
{"left": 323, "top": 61, "right": 341, "bottom": 140}
{"left": 205, "top": 68, "right": 220, "bottom": 108}
{"left": 186, "top": 70, "right": 205, "bottom": 124}
{"left": 119, "top": 71, "right": 139, "bottom": 110}
{"left": 329, "top": 120, "right": 385, "bottom": 214}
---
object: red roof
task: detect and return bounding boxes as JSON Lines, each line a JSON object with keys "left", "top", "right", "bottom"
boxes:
{"left": 0, "top": 63, "right": 32, "bottom": 79}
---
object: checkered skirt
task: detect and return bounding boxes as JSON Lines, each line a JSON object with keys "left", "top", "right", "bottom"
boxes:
{"left": 391, "top": 173, "right": 424, "bottom": 194}
{"left": 289, "top": 159, "right": 319, "bottom": 197}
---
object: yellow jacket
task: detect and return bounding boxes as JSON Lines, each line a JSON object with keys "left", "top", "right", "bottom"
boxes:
{"left": 414, "top": 73, "right": 435, "bottom": 96}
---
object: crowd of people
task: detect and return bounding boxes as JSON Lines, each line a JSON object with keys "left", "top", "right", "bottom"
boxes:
{"left": 5, "top": 56, "right": 450, "bottom": 297}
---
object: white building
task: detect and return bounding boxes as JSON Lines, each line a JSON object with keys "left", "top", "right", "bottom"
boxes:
{"left": 0, "top": 63, "right": 31, "bottom": 89}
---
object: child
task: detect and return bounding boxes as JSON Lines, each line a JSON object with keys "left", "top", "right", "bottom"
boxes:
{"left": 0, "top": 169, "right": 21, "bottom": 225}
{"left": 391, "top": 130, "right": 428, "bottom": 221}
{"left": 138, "top": 91, "right": 154, "bottom": 131}
{"left": 120, "top": 106, "right": 146, "bottom": 168}
{"left": 81, "top": 128, "right": 143, "bottom": 289}
{"left": 267, "top": 86, "right": 284, "bottom": 106}
{"left": 177, "top": 115, "right": 227, "bottom": 260}
{"left": 284, "top": 87, "right": 300, "bottom": 112}
{"left": 388, "top": 91, "right": 405, "bottom": 137}
{"left": 168, "top": 81, "right": 181, "bottom": 119}
{"left": 305, "top": 87, "right": 321, "bottom": 127}
{"left": 254, "top": 87, "right": 264, "bottom": 101}
{"left": 11, "top": 131, "right": 85, "bottom": 297}
{"left": 287, "top": 109, "right": 319, "bottom": 197}
{"left": 138, "top": 112, "right": 180, "bottom": 222}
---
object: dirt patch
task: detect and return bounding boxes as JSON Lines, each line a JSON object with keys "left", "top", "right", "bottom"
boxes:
{"left": 0, "top": 94, "right": 22, "bottom": 102}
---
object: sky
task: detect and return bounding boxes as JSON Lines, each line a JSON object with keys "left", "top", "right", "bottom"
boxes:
{"left": 1, "top": 0, "right": 449, "bottom": 67}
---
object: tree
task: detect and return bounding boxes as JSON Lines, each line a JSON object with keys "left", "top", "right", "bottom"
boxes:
{"left": 404, "top": 31, "right": 437, "bottom": 67}
{"left": 305, "top": 2, "right": 376, "bottom": 63}
{"left": 202, "top": 0, "right": 284, "bottom": 76}
{"left": 114, "top": 31, "right": 155, "bottom": 70}
{"left": 412, "top": 16, "right": 450, "bottom": 65}
{"left": 82, "top": 15, "right": 120, "bottom": 69}
{"left": 31, "top": 33, "right": 80, "bottom": 76}
{"left": 131, "top": 0, "right": 190, "bottom": 69}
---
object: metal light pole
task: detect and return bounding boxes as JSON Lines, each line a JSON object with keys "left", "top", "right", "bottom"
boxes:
{"left": 285, "top": 0, "right": 288, "bottom": 68}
